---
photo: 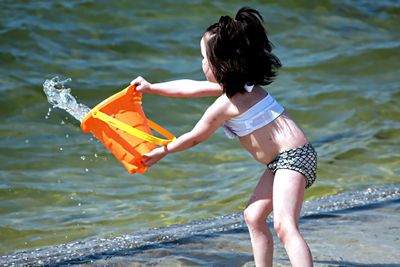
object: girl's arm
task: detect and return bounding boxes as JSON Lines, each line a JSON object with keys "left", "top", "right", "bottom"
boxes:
{"left": 142, "top": 95, "right": 232, "bottom": 166}
{"left": 131, "top": 76, "right": 223, "bottom": 98}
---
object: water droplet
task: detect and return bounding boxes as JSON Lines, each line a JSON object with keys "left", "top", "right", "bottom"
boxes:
{"left": 78, "top": 203, "right": 81, "bottom": 206}
{"left": 94, "top": 153, "right": 98, "bottom": 158}
{"left": 85, "top": 168, "right": 89, "bottom": 172}
{"left": 80, "top": 155, "right": 86, "bottom": 161}
{"left": 61, "top": 120, "right": 65, "bottom": 125}
{"left": 59, "top": 147, "right": 63, "bottom": 151}
{"left": 25, "top": 139, "right": 29, "bottom": 143}
{"left": 65, "top": 134, "right": 69, "bottom": 138}
{"left": 45, "top": 107, "right": 52, "bottom": 119}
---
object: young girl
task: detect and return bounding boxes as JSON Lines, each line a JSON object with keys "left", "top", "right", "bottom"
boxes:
{"left": 131, "top": 7, "right": 316, "bottom": 267}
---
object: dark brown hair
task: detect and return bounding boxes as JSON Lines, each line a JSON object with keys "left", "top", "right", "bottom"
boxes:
{"left": 204, "top": 7, "right": 281, "bottom": 98}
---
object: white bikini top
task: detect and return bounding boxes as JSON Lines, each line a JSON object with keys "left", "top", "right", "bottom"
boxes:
{"left": 222, "top": 93, "right": 285, "bottom": 139}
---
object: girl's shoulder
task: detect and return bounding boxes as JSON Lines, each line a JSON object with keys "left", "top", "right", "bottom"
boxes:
{"left": 212, "top": 94, "right": 241, "bottom": 118}
{"left": 209, "top": 87, "right": 269, "bottom": 120}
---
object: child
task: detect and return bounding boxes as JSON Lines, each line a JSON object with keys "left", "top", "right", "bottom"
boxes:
{"left": 131, "top": 7, "right": 316, "bottom": 267}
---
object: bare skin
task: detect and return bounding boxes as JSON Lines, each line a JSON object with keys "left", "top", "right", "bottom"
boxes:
{"left": 130, "top": 37, "right": 313, "bottom": 267}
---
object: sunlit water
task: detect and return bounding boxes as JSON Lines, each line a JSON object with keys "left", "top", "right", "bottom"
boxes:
{"left": 43, "top": 77, "right": 91, "bottom": 122}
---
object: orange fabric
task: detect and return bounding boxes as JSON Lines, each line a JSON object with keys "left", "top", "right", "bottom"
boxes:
{"left": 81, "top": 85, "right": 174, "bottom": 173}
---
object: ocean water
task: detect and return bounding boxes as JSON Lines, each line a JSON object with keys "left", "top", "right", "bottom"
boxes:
{"left": 0, "top": 0, "right": 399, "bottom": 258}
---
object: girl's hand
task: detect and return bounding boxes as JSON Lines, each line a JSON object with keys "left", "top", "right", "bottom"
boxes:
{"left": 142, "top": 146, "right": 168, "bottom": 167}
{"left": 131, "top": 76, "right": 152, "bottom": 92}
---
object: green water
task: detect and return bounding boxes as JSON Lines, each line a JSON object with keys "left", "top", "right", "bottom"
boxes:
{"left": 0, "top": 0, "right": 399, "bottom": 255}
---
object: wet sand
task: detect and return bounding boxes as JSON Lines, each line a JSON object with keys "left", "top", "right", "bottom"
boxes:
{"left": 80, "top": 199, "right": 400, "bottom": 267}
{"left": 1, "top": 185, "right": 399, "bottom": 266}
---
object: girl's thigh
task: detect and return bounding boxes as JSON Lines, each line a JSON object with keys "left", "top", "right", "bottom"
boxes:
{"left": 272, "top": 169, "right": 306, "bottom": 221}
{"left": 246, "top": 169, "right": 275, "bottom": 215}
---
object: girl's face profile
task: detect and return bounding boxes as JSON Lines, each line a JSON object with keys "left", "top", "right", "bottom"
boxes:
{"left": 200, "top": 36, "right": 216, "bottom": 83}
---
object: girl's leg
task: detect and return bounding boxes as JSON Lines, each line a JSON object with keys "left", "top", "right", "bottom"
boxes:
{"left": 243, "top": 170, "right": 275, "bottom": 267}
{"left": 273, "top": 169, "right": 313, "bottom": 267}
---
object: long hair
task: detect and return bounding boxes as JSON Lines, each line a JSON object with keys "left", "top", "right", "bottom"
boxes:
{"left": 204, "top": 7, "right": 282, "bottom": 98}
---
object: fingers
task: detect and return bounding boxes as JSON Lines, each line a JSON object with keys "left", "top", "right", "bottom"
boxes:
{"left": 130, "top": 76, "right": 147, "bottom": 91}
{"left": 130, "top": 76, "right": 142, "bottom": 90}
{"left": 141, "top": 156, "right": 153, "bottom": 167}
{"left": 141, "top": 147, "right": 165, "bottom": 167}
{"left": 130, "top": 76, "right": 142, "bottom": 85}
{"left": 142, "top": 155, "right": 158, "bottom": 167}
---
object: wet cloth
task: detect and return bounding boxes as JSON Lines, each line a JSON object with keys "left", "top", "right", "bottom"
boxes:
{"left": 267, "top": 143, "right": 317, "bottom": 188}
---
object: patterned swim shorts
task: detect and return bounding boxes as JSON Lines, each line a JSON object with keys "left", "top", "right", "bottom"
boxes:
{"left": 266, "top": 143, "right": 317, "bottom": 189}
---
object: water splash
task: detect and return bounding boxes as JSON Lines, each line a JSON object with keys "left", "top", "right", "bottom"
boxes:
{"left": 43, "top": 77, "right": 91, "bottom": 122}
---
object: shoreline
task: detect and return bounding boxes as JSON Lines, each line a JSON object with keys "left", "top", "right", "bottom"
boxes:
{"left": 1, "top": 184, "right": 399, "bottom": 266}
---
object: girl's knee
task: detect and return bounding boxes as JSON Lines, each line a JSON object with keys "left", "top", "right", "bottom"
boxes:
{"left": 243, "top": 205, "right": 271, "bottom": 228}
{"left": 273, "top": 217, "right": 298, "bottom": 242}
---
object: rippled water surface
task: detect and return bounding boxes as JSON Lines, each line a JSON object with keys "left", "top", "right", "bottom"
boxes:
{"left": 0, "top": 0, "right": 399, "bottom": 255}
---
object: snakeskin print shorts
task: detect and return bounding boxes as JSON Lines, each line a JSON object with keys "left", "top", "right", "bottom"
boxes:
{"left": 266, "top": 143, "right": 317, "bottom": 189}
